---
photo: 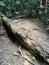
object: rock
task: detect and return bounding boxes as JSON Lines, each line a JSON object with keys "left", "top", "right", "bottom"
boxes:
{"left": 1, "top": 14, "right": 49, "bottom": 63}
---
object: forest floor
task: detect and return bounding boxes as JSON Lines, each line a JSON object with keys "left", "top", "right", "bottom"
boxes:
{"left": 0, "top": 18, "right": 49, "bottom": 65}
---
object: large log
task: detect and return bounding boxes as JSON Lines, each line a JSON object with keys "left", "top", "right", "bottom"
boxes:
{"left": 0, "top": 13, "right": 49, "bottom": 63}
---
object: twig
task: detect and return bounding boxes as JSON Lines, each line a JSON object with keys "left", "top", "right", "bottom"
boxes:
{"left": 13, "top": 46, "right": 35, "bottom": 65}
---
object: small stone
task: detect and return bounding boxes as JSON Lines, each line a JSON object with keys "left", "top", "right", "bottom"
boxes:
{"left": 32, "top": 57, "right": 35, "bottom": 60}
{"left": 13, "top": 52, "right": 19, "bottom": 56}
{"left": 46, "top": 58, "right": 49, "bottom": 63}
{"left": 24, "top": 55, "right": 28, "bottom": 59}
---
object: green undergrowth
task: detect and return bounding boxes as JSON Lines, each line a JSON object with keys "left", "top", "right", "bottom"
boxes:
{"left": 0, "top": 0, "right": 49, "bottom": 25}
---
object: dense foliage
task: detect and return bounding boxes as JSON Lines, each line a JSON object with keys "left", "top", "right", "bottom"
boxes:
{"left": 0, "top": 0, "right": 40, "bottom": 17}
{"left": 39, "top": 0, "right": 49, "bottom": 25}
{"left": 0, "top": 0, "right": 49, "bottom": 25}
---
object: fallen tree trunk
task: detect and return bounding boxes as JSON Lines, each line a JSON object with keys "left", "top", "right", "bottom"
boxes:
{"left": 0, "top": 13, "right": 49, "bottom": 63}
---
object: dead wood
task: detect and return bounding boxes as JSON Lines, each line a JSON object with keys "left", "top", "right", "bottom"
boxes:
{"left": 0, "top": 13, "right": 49, "bottom": 63}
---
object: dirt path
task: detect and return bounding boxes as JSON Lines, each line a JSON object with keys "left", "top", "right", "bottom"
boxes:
{"left": 0, "top": 19, "right": 49, "bottom": 65}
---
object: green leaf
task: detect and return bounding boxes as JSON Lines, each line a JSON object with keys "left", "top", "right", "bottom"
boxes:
{"left": 0, "top": 1, "right": 5, "bottom": 7}
{"left": 32, "top": 9, "right": 36, "bottom": 16}
{"left": 14, "top": 12, "right": 20, "bottom": 15}
{"left": 6, "top": 11, "right": 12, "bottom": 17}
{"left": 0, "top": 31, "right": 6, "bottom": 36}
{"left": 40, "top": 5, "right": 45, "bottom": 10}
